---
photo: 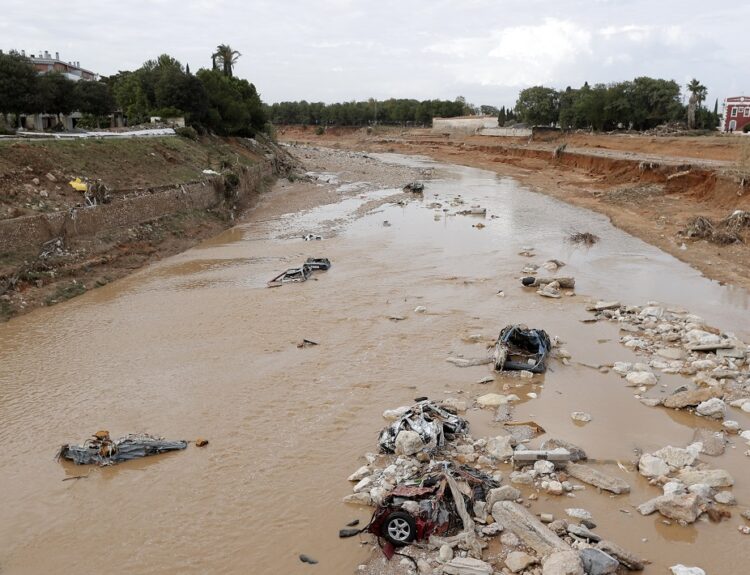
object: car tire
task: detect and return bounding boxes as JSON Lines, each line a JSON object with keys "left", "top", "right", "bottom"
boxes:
{"left": 381, "top": 511, "right": 417, "bottom": 546}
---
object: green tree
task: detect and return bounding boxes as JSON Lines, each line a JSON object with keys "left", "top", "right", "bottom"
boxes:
{"left": 37, "top": 72, "right": 78, "bottom": 121}
{"left": 213, "top": 44, "right": 241, "bottom": 78}
{"left": 0, "top": 51, "right": 39, "bottom": 126}
{"left": 515, "top": 86, "right": 559, "bottom": 126}
{"left": 75, "top": 81, "right": 114, "bottom": 127}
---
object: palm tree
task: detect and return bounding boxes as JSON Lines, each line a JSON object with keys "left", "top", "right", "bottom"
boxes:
{"left": 687, "top": 78, "right": 707, "bottom": 107}
{"left": 212, "top": 44, "right": 241, "bottom": 77}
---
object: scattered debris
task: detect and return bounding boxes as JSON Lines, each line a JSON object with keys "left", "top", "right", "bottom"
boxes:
{"left": 521, "top": 276, "right": 576, "bottom": 289}
{"left": 299, "top": 554, "right": 318, "bottom": 565}
{"left": 57, "top": 431, "right": 187, "bottom": 466}
{"left": 267, "top": 258, "right": 331, "bottom": 287}
{"left": 297, "top": 339, "right": 319, "bottom": 348}
{"left": 303, "top": 233, "right": 322, "bottom": 241}
{"left": 194, "top": 438, "right": 209, "bottom": 447}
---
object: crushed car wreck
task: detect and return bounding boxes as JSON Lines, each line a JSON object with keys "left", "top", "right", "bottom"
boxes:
{"left": 493, "top": 324, "right": 551, "bottom": 373}
{"left": 267, "top": 257, "right": 331, "bottom": 287}
{"left": 378, "top": 399, "right": 469, "bottom": 454}
{"left": 57, "top": 431, "right": 188, "bottom": 466}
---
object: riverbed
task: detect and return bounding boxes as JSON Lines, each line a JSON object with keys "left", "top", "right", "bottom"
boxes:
{"left": 1, "top": 148, "right": 748, "bottom": 574}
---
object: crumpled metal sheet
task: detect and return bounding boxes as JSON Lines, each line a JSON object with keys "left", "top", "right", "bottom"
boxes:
{"left": 378, "top": 400, "right": 469, "bottom": 453}
{"left": 57, "top": 433, "right": 188, "bottom": 466}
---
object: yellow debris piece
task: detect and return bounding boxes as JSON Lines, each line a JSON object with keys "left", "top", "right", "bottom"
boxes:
{"left": 69, "top": 178, "right": 87, "bottom": 192}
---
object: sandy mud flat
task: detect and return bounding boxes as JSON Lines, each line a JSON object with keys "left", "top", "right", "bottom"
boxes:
{"left": 0, "top": 146, "right": 748, "bottom": 575}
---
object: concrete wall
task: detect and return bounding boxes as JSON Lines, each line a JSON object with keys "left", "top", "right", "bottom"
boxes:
{"left": 479, "top": 127, "right": 532, "bottom": 138}
{"left": 0, "top": 163, "right": 272, "bottom": 254}
{"left": 432, "top": 116, "right": 499, "bottom": 133}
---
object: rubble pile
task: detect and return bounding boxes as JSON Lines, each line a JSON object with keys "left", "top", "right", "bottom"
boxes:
{"left": 585, "top": 301, "right": 750, "bottom": 436}
{"left": 343, "top": 400, "right": 646, "bottom": 575}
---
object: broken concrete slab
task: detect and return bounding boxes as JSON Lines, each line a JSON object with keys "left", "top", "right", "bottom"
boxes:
{"left": 655, "top": 492, "right": 703, "bottom": 523}
{"left": 595, "top": 540, "right": 646, "bottom": 571}
{"left": 542, "top": 550, "right": 584, "bottom": 575}
{"left": 566, "top": 462, "right": 630, "bottom": 494}
{"left": 492, "top": 501, "right": 569, "bottom": 556}
{"left": 663, "top": 388, "right": 722, "bottom": 409}
{"left": 442, "top": 557, "right": 493, "bottom": 575}
{"left": 505, "top": 551, "right": 538, "bottom": 573}
{"left": 540, "top": 438, "right": 587, "bottom": 461}
{"left": 676, "top": 468, "right": 734, "bottom": 488}
{"left": 580, "top": 548, "right": 619, "bottom": 575}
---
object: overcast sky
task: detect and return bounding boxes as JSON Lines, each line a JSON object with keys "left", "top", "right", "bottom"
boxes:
{"left": 3, "top": 0, "right": 748, "bottom": 107}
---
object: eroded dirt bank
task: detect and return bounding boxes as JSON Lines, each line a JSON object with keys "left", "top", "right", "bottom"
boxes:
{"left": 279, "top": 127, "right": 750, "bottom": 292}
{"left": 0, "top": 147, "right": 748, "bottom": 575}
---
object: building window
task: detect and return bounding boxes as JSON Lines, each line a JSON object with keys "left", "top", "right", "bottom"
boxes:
{"left": 731, "top": 107, "right": 738, "bottom": 117}
{"left": 745, "top": 107, "right": 750, "bottom": 117}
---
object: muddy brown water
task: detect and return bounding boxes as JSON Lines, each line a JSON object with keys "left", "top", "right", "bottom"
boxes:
{"left": 1, "top": 152, "right": 749, "bottom": 574}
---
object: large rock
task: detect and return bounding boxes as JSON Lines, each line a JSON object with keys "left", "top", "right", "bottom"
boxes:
{"left": 638, "top": 454, "right": 669, "bottom": 478}
{"left": 505, "top": 551, "right": 538, "bottom": 573}
{"left": 652, "top": 446, "right": 696, "bottom": 469}
{"left": 477, "top": 393, "right": 515, "bottom": 408}
{"left": 625, "top": 371, "right": 657, "bottom": 386}
{"left": 595, "top": 540, "right": 646, "bottom": 571}
{"left": 677, "top": 468, "right": 734, "bottom": 488}
{"left": 664, "top": 388, "right": 721, "bottom": 409}
{"left": 543, "top": 550, "right": 584, "bottom": 575}
{"left": 655, "top": 493, "right": 703, "bottom": 523}
{"left": 442, "top": 557, "right": 493, "bottom": 575}
{"left": 692, "top": 428, "right": 726, "bottom": 456}
{"left": 696, "top": 398, "right": 726, "bottom": 419}
{"left": 580, "top": 548, "right": 619, "bottom": 575}
{"left": 395, "top": 430, "right": 425, "bottom": 456}
{"left": 486, "top": 435, "right": 514, "bottom": 460}
{"left": 566, "top": 462, "right": 630, "bottom": 494}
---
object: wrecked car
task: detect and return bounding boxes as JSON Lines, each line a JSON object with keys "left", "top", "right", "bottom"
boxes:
{"left": 403, "top": 182, "right": 424, "bottom": 193}
{"left": 378, "top": 400, "right": 469, "bottom": 454}
{"left": 305, "top": 257, "right": 331, "bottom": 271}
{"left": 493, "top": 324, "right": 551, "bottom": 373}
{"left": 57, "top": 431, "right": 187, "bottom": 466}
{"left": 366, "top": 465, "right": 498, "bottom": 548}
{"left": 267, "top": 257, "right": 332, "bottom": 287}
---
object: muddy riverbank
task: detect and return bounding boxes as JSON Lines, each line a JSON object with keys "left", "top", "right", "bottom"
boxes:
{"left": 0, "top": 147, "right": 748, "bottom": 574}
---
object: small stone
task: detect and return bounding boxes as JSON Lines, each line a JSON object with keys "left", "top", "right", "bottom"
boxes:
{"left": 510, "top": 471, "right": 534, "bottom": 485}
{"left": 542, "top": 550, "right": 584, "bottom": 575}
{"left": 625, "top": 371, "right": 657, "bottom": 386}
{"left": 439, "top": 544, "right": 454, "bottom": 562}
{"left": 638, "top": 453, "right": 669, "bottom": 477}
{"left": 565, "top": 508, "right": 592, "bottom": 521}
{"left": 714, "top": 490, "right": 736, "bottom": 505}
{"left": 723, "top": 420, "right": 740, "bottom": 432}
{"left": 696, "top": 398, "right": 726, "bottom": 419}
{"left": 540, "top": 513, "right": 554, "bottom": 523}
{"left": 571, "top": 411, "right": 592, "bottom": 423}
{"left": 486, "top": 435, "right": 515, "bottom": 460}
{"left": 481, "top": 522, "right": 503, "bottom": 536}
{"left": 395, "top": 430, "right": 425, "bottom": 456}
{"left": 414, "top": 306, "right": 427, "bottom": 313}
{"left": 547, "top": 481, "right": 564, "bottom": 495}
{"left": 505, "top": 551, "right": 537, "bottom": 573}
{"left": 501, "top": 531, "right": 520, "bottom": 547}
{"left": 534, "top": 460, "right": 555, "bottom": 475}
{"left": 45, "top": 172, "right": 57, "bottom": 182}
{"left": 579, "top": 548, "right": 619, "bottom": 575}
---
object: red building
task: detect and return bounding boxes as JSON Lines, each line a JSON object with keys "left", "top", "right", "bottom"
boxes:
{"left": 724, "top": 96, "right": 750, "bottom": 132}
{"left": 25, "top": 50, "right": 98, "bottom": 82}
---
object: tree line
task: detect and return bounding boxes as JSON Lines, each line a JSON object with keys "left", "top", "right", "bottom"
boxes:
{"left": 265, "top": 97, "right": 479, "bottom": 126}
{"left": 0, "top": 45, "right": 267, "bottom": 136}
{"left": 513, "top": 77, "right": 720, "bottom": 131}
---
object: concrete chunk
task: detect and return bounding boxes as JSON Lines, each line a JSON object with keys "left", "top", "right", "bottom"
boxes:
{"left": 566, "top": 462, "right": 630, "bottom": 494}
{"left": 492, "top": 501, "right": 569, "bottom": 556}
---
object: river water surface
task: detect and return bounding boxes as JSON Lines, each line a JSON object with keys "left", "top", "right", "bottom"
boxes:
{"left": 1, "top": 152, "right": 749, "bottom": 574}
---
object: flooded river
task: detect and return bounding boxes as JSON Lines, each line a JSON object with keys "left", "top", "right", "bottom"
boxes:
{"left": 1, "top": 151, "right": 749, "bottom": 574}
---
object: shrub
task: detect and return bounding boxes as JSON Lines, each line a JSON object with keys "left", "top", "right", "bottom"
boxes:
{"left": 315, "top": 125, "right": 325, "bottom": 136}
{"left": 175, "top": 126, "right": 198, "bottom": 140}
{"left": 743, "top": 124, "right": 750, "bottom": 134}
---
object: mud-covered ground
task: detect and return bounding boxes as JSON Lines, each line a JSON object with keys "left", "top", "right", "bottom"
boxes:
{"left": 1, "top": 145, "right": 748, "bottom": 575}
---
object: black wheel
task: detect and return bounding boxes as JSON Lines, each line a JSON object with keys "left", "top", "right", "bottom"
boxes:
{"left": 381, "top": 511, "right": 417, "bottom": 546}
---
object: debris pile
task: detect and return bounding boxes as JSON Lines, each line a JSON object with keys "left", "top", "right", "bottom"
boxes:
{"left": 343, "top": 400, "right": 646, "bottom": 574}
{"left": 682, "top": 210, "right": 750, "bottom": 245}
{"left": 585, "top": 301, "right": 750, "bottom": 431}
{"left": 568, "top": 232, "right": 599, "bottom": 246}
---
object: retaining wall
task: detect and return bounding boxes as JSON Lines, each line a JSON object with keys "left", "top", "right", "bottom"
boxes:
{"left": 0, "top": 163, "right": 272, "bottom": 254}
